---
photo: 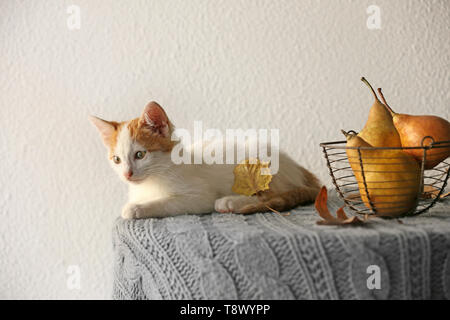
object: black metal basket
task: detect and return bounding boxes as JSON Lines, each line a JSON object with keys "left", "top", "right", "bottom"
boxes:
{"left": 320, "top": 134, "right": 450, "bottom": 217}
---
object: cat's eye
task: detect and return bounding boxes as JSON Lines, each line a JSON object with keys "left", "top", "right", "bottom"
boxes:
{"left": 135, "top": 151, "right": 146, "bottom": 160}
{"left": 113, "top": 156, "right": 121, "bottom": 164}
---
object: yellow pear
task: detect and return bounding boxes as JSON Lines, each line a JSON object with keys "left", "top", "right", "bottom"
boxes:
{"left": 358, "top": 78, "right": 402, "bottom": 147}
{"left": 342, "top": 130, "right": 421, "bottom": 217}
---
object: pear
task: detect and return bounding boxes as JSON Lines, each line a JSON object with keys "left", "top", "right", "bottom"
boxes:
{"left": 342, "top": 130, "right": 421, "bottom": 217}
{"left": 358, "top": 78, "right": 402, "bottom": 147}
{"left": 378, "top": 88, "right": 450, "bottom": 169}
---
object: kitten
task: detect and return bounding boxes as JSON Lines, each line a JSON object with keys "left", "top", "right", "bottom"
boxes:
{"left": 90, "top": 101, "right": 321, "bottom": 219}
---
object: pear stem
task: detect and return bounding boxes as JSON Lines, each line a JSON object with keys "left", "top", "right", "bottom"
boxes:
{"left": 377, "top": 88, "right": 396, "bottom": 115}
{"left": 361, "top": 77, "right": 379, "bottom": 101}
{"left": 341, "top": 129, "right": 349, "bottom": 138}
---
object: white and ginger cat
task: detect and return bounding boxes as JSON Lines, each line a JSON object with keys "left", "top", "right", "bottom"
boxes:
{"left": 90, "top": 102, "right": 321, "bottom": 219}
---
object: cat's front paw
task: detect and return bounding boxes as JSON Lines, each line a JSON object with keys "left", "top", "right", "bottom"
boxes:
{"left": 215, "top": 196, "right": 247, "bottom": 213}
{"left": 215, "top": 195, "right": 260, "bottom": 214}
{"left": 121, "top": 203, "right": 142, "bottom": 219}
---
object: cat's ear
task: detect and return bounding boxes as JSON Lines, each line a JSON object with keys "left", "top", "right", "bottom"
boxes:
{"left": 89, "top": 115, "right": 116, "bottom": 147}
{"left": 139, "top": 101, "right": 170, "bottom": 137}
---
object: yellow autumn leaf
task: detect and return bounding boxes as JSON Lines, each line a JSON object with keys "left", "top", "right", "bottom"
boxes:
{"left": 232, "top": 159, "right": 272, "bottom": 196}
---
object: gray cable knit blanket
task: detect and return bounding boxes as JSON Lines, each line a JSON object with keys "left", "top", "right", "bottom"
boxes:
{"left": 112, "top": 192, "right": 450, "bottom": 300}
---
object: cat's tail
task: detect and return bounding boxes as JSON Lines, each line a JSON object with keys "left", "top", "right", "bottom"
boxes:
{"left": 236, "top": 185, "right": 320, "bottom": 214}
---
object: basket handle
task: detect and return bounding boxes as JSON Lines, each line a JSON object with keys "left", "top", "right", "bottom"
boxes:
{"left": 421, "top": 136, "right": 435, "bottom": 148}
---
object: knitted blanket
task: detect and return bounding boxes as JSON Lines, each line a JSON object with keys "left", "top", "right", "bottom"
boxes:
{"left": 112, "top": 192, "right": 450, "bottom": 300}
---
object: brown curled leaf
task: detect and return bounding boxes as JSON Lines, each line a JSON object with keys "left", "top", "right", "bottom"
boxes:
{"left": 314, "top": 186, "right": 365, "bottom": 226}
{"left": 336, "top": 206, "right": 349, "bottom": 220}
{"left": 314, "top": 186, "right": 340, "bottom": 223}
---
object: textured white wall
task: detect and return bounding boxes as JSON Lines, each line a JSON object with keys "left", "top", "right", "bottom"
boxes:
{"left": 0, "top": 0, "right": 448, "bottom": 299}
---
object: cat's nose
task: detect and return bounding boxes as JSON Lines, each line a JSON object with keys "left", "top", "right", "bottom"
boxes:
{"left": 124, "top": 170, "right": 133, "bottom": 179}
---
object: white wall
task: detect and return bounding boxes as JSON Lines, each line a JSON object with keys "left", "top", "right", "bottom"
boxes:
{"left": 0, "top": 0, "right": 448, "bottom": 299}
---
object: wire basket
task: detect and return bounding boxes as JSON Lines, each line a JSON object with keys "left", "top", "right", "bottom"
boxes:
{"left": 320, "top": 134, "right": 450, "bottom": 217}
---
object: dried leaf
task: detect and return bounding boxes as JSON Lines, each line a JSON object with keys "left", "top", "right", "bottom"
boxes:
{"left": 314, "top": 186, "right": 340, "bottom": 223}
{"left": 232, "top": 159, "right": 272, "bottom": 196}
{"left": 422, "top": 186, "right": 450, "bottom": 199}
{"left": 422, "top": 186, "right": 440, "bottom": 199}
{"left": 314, "top": 186, "right": 365, "bottom": 226}
{"left": 336, "top": 207, "right": 349, "bottom": 220}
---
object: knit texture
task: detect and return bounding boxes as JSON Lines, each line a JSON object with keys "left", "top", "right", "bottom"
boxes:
{"left": 112, "top": 192, "right": 450, "bottom": 300}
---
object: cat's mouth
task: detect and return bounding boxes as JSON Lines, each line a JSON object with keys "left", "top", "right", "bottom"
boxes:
{"left": 127, "top": 177, "right": 145, "bottom": 184}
